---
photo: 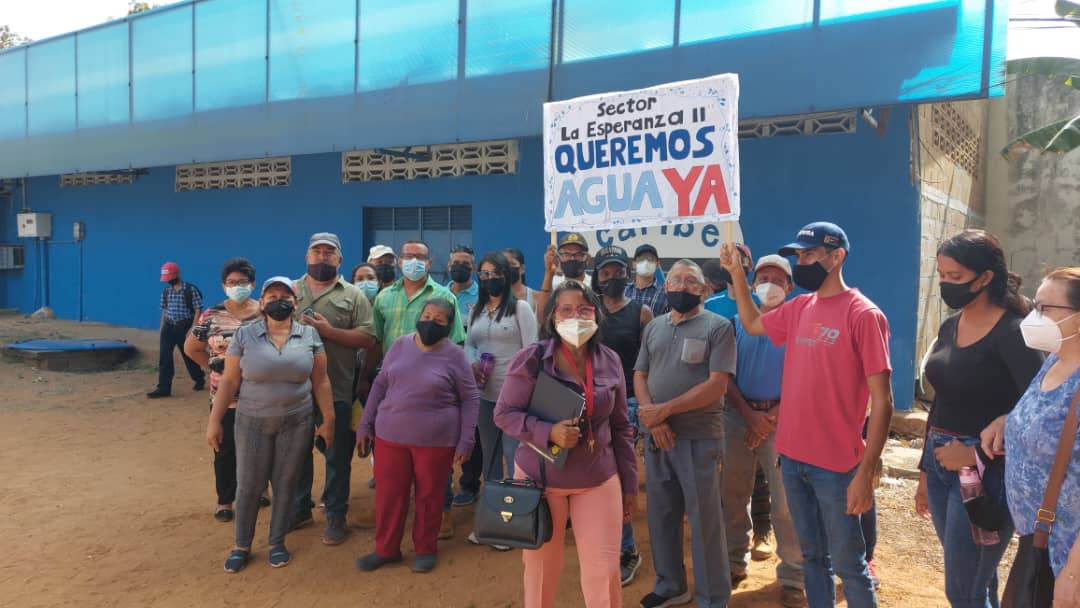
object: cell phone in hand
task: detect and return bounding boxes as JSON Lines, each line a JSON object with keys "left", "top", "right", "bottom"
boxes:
{"left": 303, "top": 307, "right": 316, "bottom": 318}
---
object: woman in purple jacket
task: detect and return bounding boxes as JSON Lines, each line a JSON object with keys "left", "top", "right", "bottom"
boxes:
{"left": 354, "top": 299, "right": 479, "bottom": 574}
{"left": 495, "top": 280, "right": 638, "bottom": 608}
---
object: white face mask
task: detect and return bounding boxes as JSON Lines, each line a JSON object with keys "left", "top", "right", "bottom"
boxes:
{"left": 754, "top": 282, "right": 786, "bottom": 307}
{"left": 1020, "top": 310, "right": 1079, "bottom": 353}
{"left": 635, "top": 260, "right": 656, "bottom": 276}
{"left": 556, "top": 318, "right": 598, "bottom": 347}
{"left": 225, "top": 284, "right": 252, "bottom": 303}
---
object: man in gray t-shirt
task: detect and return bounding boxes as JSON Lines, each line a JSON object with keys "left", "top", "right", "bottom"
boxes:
{"left": 634, "top": 259, "right": 736, "bottom": 608}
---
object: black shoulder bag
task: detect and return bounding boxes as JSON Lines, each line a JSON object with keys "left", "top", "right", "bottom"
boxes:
{"left": 473, "top": 344, "right": 553, "bottom": 550}
{"left": 1002, "top": 385, "right": 1080, "bottom": 608}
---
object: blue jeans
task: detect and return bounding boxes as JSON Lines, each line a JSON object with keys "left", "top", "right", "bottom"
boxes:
{"left": 621, "top": 396, "right": 639, "bottom": 555}
{"left": 780, "top": 455, "right": 877, "bottom": 608}
{"left": 922, "top": 430, "right": 1013, "bottom": 608}
{"left": 293, "top": 401, "right": 353, "bottom": 518}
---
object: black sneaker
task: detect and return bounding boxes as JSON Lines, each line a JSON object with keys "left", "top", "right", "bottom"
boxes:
{"left": 146, "top": 389, "right": 170, "bottom": 398}
{"left": 323, "top": 513, "right": 348, "bottom": 545}
{"left": 288, "top": 511, "right": 313, "bottom": 532}
{"left": 193, "top": 380, "right": 206, "bottom": 391}
{"left": 620, "top": 551, "right": 642, "bottom": 586}
{"left": 640, "top": 590, "right": 692, "bottom": 608}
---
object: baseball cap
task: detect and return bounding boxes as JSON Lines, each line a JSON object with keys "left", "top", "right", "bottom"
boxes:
{"left": 634, "top": 244, "right": 658, "bottom": 259}
{"left": 557, "top": 232, "right": 589, "bottom": 252}
{"left": 309, "top": 232, "right": 341, "bottom": 253}
{"left": 261, "top": 275, "right": 296, "bottom": 295}
{"left": 160, "top": 262, "right": 180, "bottom": 282}
{"left": 593, "top": 246, "right": 629, "bottom": 269}
{"left": 368, "top": 244, "right": 395, "bottom": 260}
{"left": 778, "top": 222, "right": 850, "bottom": 257}
{"left": 754, "top": 254, "right": 793, "bottom": 278}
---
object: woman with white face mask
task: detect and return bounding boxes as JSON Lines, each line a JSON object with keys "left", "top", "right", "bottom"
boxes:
{"left": 917, "top": 230, "right": 1044, "bottom": 607}
{"left": 184, "top": 258, "right": 264, "bottom": 523}
{"left": 981, "top": 267, "right": 1080, "bottom": 605}
{"left": 494, "top": 280, "right": 637, "bottom": 608}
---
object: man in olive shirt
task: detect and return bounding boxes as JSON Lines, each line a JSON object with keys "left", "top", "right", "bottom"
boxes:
{"left": 291, "top": 232, "right": 376, "bottom": 545}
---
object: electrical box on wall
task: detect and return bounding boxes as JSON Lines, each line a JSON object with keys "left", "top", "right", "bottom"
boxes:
{"left": 17, "top": 213, "right": 52, "bottom": 238}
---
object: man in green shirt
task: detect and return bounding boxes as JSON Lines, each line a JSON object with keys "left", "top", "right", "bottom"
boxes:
{"left": 290, "top": 232, "right": 376, "bottom": 546}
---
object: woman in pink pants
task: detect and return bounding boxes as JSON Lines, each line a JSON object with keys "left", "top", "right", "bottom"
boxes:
{"left": 495, "top": 280, "right": 638, "bottom": 608}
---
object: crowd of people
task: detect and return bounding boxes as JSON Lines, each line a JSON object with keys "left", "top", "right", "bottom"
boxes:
{"left": 149, "top": 222, "right": 1080, "bottom": 608}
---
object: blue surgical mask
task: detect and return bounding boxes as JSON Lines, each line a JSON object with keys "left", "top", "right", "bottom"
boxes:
{"left": 402, "top": 258, "right": 428, "bottom": 281}
{"left": 225, "top": 285, "right": 252, "bottom": 303}
{"left": 354, "top": 279, "right": 379, "bottom": 300}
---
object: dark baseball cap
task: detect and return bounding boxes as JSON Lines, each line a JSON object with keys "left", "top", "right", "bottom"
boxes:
{"left": 558, "top": 232, "right": 589, "bottom": 252}
{"left": 634, "top": 244, "right": 658, "bottom": 259}
{"left": 778, "top": 222, "right": 850, "bottom": 257}
{"left": 309, "top": 232, "right": 342, "bottom": 253}
{"left": 594, "top": 246, "right": 630, "bottom": 269}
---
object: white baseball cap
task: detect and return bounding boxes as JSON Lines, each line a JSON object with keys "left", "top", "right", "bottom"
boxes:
{"left": 368, "top": 245, "right": 395, "bottom": 261}
{"left": 754, "top": 254, "right": 792, "bottom": 278}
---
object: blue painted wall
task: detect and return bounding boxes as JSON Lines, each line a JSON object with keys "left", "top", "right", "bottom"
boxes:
{"left": 0, "top": 106, "right": 919, "bottom": 407}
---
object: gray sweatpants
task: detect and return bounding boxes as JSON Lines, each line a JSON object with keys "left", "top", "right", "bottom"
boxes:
{"left": 645, "top": 436, "right": 731, "bottom": 608}
{"left": 721, "top": 407, "right": 803, "bottom": 589}
{"left": 234, "top": 409, "right": 313, "bottom": 549}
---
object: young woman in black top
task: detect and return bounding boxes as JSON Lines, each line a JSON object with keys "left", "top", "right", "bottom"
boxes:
{"left": 917, "top": 229, "right": 1044, "bottom": 607}
{"left": 591, "top": 245, "right": 653, "bottom": 586}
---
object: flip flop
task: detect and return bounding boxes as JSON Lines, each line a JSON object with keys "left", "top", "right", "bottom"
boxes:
{"left": 224, "top": 549, "right": 249, "bottom": 573}
{"left": 214, "top": 508, "right": 234, "bottom": 523}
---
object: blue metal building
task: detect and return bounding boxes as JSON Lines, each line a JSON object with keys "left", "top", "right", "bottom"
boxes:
{"left": 0, "top": 0, "right": 1006, "bottom": 409}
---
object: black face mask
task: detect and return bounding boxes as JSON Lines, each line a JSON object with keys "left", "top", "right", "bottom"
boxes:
{"left": 597, "top": 278, "right": 628, "bottom": 299}
{"left": 480, "top": 278, "right": 506, "bottom": 296}
{"left": 416, "top": 320, "right": 450, "bottom": 346}
{"left": 168, "top": 278, "right": 180, "bottom": 286}
{"left": 264, "top": 299, "right": 295, "bottom": 321}
{"left": 307, "top": 262, "right": 337, "bottom": 282}
{"left": 667, "top": 290, "right": 701, "bottom": 313}
{"left": 940, "top": 278, "right": 983, "bottom": 310}
{"left": 374, "top": 263, "right": 396, "bottom": 284}
{"left": 449, "top": 263, "right": 472, "bottom": 284}
{"left": 561, "top": 260, "right": 586, "bottom": 280}
{"left": 792, "top": 261, "right": 830, "bottom": 292}
{"left": 506, "top": 267, "right": 522, "bottom": 286}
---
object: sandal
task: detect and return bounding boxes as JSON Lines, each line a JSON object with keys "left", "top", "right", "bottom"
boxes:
{"left": 224, "top": 549, "right": 250, "bottom": 573}
{"left": 269, "top": 545, "right": 291, "bottom": 568}
{"left": 214, "top": 508, "right": 234, "bottom": 523}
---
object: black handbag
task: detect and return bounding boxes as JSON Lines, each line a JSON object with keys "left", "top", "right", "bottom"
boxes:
{"left": 1002, "top": 386, "right": 1080, "bottom": 608}
{"left": 472, "top": 345, "right": 555, "bottom": 550}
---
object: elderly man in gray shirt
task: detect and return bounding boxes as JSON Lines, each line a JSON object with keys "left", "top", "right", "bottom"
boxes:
{"left": 634, "top": 259, "right": 737, "bottom": 608}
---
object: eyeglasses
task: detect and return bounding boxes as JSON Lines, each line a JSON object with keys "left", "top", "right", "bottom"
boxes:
{"left": 478, "top": 271, "right": 503, "bottom": 279}
{"left": 555, "top": 305, "right": 596, "bottom": 319}
{"left": 665, "top": 277, "right": 704, "bottom": 289}
{"left": 401, "top": 253, "right": 429, "bottom": 261}
{"left": 558, "top": 251, "right": 587, "bottom": 261}
{"left": 224, "top": 279, "right": 252, "bottom": 287}
{"left": 1034, "top": 302, "right": 1078, "bottom": 315}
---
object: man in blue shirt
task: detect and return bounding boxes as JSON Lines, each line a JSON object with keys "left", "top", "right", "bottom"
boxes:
{"left": 445, "top": 244, "right": 482, "bottom": 508}
{"left": 722, "top": 254, "right": 805, "bottom": 608}
{"left": 625, "top": 244, "right": 669, "bottom": 315}
{"left": 704, "top": 244, "right": 754, "bottom": 320}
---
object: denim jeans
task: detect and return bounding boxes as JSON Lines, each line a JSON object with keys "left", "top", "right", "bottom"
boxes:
{"left": 780, "top": 455, "right": 877, "bottom": 608}
{"left": 293, "top": 400, "right": 353, "bottom": 518}
{"left": 621, "top": 396, "right": 639, "bottom": 555}
{"left": 921, "top": 430, "right": 1013, "bottom": 608}
{"left": 722, "top": 408, "right": 803, "bottom": 589}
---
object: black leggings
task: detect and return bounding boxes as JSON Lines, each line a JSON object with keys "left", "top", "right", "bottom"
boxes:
{"left": 214, "top": 407, "right": 237, "bottom": 505}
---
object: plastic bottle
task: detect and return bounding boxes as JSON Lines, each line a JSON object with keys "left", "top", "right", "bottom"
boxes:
{"left": 958, "top": 466, "right": 999, "bottom": 545}
{"left": 477, "top": 353, "right": 495, "bottom": 389}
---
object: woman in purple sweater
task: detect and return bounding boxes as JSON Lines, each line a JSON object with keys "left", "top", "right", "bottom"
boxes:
{"left": 354, "top": 299, "right": 479, "bottom": 574}
{"left": 495, "top": 280, "right": 637, "bottom": 608}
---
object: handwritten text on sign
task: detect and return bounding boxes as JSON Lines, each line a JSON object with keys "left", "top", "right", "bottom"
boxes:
{"left": 543, "top": 74, "right": 740, "bottom": 232}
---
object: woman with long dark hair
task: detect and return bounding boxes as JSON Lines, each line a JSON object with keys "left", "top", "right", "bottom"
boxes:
{"left": 916, "top": 229, "right": 1043, "bottom": 607}
{"left": 504, "top": 247, "right": 538, "bottom": 314}
{"left": 495, "top": 280, "right": 636, "bottom": 608}
{"left": 465, "top": 253, "right": 537, "bottom": 502}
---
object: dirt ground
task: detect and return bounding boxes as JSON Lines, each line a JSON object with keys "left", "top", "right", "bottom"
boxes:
{"left": 0, "top": 316, "right": 1013, "bottom": 607}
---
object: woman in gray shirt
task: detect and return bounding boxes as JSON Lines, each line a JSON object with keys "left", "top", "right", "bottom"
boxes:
{"left": 207, "top": 276, "right": 335, "bottom": 574}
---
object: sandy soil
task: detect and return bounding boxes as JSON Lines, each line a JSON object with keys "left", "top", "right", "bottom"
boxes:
{"left": 0, "top": 316, "right": 1012, "bottom": 607}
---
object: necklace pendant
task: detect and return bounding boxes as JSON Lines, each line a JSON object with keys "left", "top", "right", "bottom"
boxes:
{"left": 588, "top": 438, "right": 595, "bottom": 452}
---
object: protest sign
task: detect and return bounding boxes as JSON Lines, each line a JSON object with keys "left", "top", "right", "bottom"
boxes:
{"left": 543, "top": 74, "right": 740, "bottom": 233}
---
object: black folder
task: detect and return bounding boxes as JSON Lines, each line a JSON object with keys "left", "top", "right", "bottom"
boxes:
{"left": 523, "top": 370, "right": 587, "bottom": 469}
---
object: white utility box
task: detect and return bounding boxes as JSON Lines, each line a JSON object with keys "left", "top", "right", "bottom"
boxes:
{"left": 17, "top": 213, "right": 52, "bottom": 238}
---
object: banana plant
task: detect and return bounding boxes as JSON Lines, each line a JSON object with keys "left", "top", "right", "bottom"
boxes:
{"left": 1001, "top": 0, "right": 1080, "bottom": 159}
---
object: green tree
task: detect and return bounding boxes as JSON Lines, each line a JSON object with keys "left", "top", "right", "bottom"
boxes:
{"left": 127, "top": 2, "right": 161, "bottom": 15}
{"left": 1002, "top": 0, "right": 1080, "bottom": 159}
{"left": 0, "top": 25, "right": 31, "bottom": 49}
